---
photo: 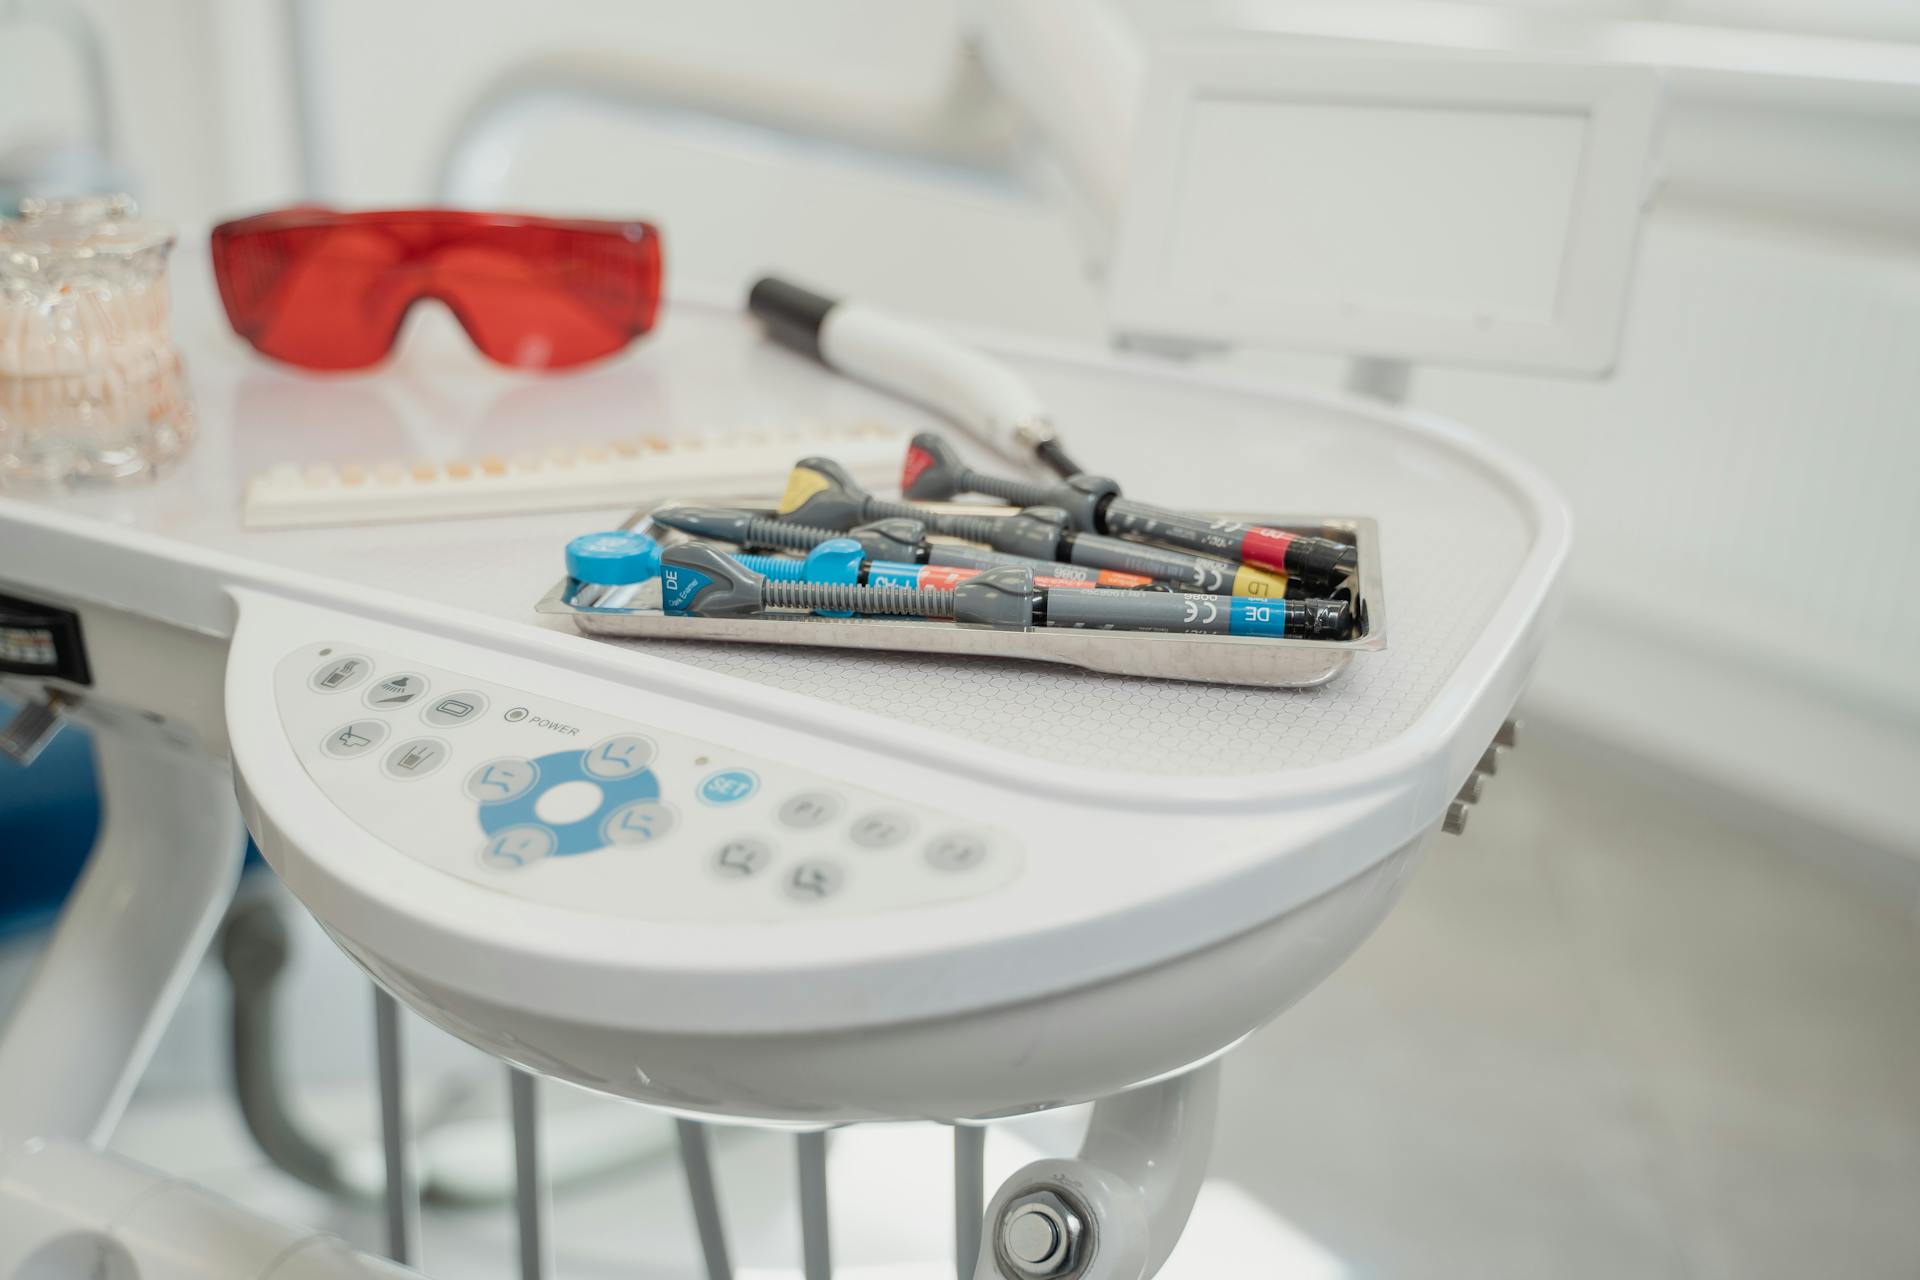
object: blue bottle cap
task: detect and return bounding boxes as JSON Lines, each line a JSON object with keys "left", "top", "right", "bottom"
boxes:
{"left": 566, "top": 531, "right": 662, "bottom": 585}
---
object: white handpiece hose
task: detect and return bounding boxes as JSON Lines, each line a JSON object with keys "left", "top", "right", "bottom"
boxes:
{"left": 822, "top": 302, "right": 1050, "bottom": 463}
{"left": 746, "top": 277, "right": 1084, "bottom": 478}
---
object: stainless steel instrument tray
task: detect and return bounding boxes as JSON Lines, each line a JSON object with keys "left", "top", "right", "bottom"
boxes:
{"left": 535, "top": 503, "right": 1385, "bottom": 690}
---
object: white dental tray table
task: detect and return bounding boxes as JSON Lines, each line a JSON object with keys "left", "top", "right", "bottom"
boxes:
{"left": 0, "top": 277, "right": 1565, "bottom": 1280}
{"left": 7, "top": 291, "right": 1559, "bottom": 774}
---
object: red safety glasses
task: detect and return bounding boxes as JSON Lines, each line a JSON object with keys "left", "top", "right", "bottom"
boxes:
{"left": 210, "top": 209, "right": 662, "bottom": 372}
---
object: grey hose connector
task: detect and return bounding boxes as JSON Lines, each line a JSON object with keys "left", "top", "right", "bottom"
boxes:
{"left": 780, "top": 456, "right": 1075, "bottom": 558}
{"left": 653, "top": 506, "right": 930, "bottom": 562}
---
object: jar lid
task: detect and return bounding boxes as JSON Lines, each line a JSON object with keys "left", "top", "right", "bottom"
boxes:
{"left": 1, "top": 194, "right": 174, "bottom": 260}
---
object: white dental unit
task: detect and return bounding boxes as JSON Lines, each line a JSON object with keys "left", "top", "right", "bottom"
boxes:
{"left": 0, "top": 15, "right": 1656, "bottom": 1280}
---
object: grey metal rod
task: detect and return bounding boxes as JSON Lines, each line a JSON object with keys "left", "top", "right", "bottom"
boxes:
{"left": 797, "top": 1130, "right": 832, "bottom": 1280}
{"left": 1344, "top": 354, "right": 1414, "bottom": 405}
{"left": 372, "top": 986, "right": 419, "bottom": 1266}
{"left": 953, "top": 1125, "right": 985, "bottom": 1280}
{"left": 510, "top": 1068, "right": 550, "bottom": 1280}
{"left": 675, "top": 1119, "right": 734, "bottom": 1280}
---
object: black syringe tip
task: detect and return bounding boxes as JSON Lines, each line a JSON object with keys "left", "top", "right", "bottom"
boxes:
{"left": 748, "top": 277, "right": 837, "bottom": 360}
{"left": 1295, "top": 598, "right": 1356, "bottom": 640}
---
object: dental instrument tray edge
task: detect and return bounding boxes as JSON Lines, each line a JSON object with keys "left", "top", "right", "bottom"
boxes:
{"left": 537, "top": 505, "right": 1385, "bottom": 690}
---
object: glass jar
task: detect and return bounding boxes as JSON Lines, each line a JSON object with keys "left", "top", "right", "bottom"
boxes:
{"left": 0, "top": 195, "right": 194, "bottom": 484}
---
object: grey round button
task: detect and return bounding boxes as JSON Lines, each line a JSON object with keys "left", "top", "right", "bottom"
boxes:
{"left": 310, "top": 655, "right": 373, "bottom": 694}
{"left": 783, "top": 859, "right": 845, "bottom": 902}
{"left": 602, "top": 801, "right": 677, "bottom": 846}
{"left": 851, "top": 811, "right": 914, "bottom": 849}
{"left": 925, "top": 832, "right": 988, "bottom": 872}
{"left": 583, "top": 734, "right": 656, "bottom": 780}
{"left": 466, "top": 757, "right": 539, "bottom": 803}
{"left": 778, "top": 791, "right": 843, "bottom": 830}
{"left": 424, "top": 690, "right": 489, "bottom": 727}
{"left": 321, "top": 719, "right": 389, "bottom": 759}
{"left": 382, "top": 736, "right": 450, "bottom": 780}
{"left": 711, "top": 837, "right": 773, "bottom": 879}
{"left": 480, "top": 825, "right": 556, "bottom": 870}
{"left": 364, "top": 672, "right": 430, "bottom": 711}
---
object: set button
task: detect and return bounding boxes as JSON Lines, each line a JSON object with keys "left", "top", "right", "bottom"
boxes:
{"left": 321, "top": 719, "right": 389, "bottom": 759}
{"left": 778, "top": 791, "right": 842, "bottom": 830}
{"left": 310, "top": 655, "right": 373, "bottom": 694}
{"left": 697, "top": 769, "right": 759, "bottom": 806}
{"left": 364, "top": 672, "right": 430, "bottom": 711}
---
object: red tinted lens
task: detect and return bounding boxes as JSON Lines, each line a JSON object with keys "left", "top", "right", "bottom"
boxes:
{"left": 211, "top": 221, "right": 414, "bottom": 369}
{"left": 209, "top": 211, "right": 662, "bottom": 371}
{"left": 434, "top": 223, "right": 661, "bottom": 370}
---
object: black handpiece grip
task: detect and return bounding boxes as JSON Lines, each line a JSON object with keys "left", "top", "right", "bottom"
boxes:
{"left": 747, "top": 276, "right": 839, "bottom": 362}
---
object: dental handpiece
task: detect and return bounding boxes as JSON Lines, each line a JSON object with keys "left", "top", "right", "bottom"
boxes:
{"left": 650, "top": 506, "right": 1154, "bottom": 588}
{"left": 731, "top": 540, "right": 1143, "bottom": 593}
{"left": 746, "top": 276, "right": 1085, "bottom": 478}
{"left": 778, "top": 458, "right": 1295, "bottom": 598}
{"left": 901, "top": 432, "right": 1358, "bottom": 581}
{"left": 661, "top": 544, "right": 1353, "bottom": 639}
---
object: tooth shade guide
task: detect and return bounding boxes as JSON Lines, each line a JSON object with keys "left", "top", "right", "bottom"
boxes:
{"left": 242, "top": 423, "right": 907, "bottom": 529}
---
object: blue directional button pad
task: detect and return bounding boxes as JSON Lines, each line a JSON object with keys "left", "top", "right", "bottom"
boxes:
{"left": 476, "top": 746, "right": 661, "bottom": 859}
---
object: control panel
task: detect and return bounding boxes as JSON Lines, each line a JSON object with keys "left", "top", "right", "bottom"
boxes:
{"left": 276, "top": 643, "right": 1022, "bottom": 922}
{"left": 0, "top": 591, "right": 90, "bottom": 684}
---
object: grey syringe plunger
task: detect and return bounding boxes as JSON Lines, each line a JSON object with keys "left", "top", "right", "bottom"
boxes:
{"left": 900, "top": 431, "right": 1359, "bottom": 581}
{"left": 651, "top": 505, "right": 1157, "bottom": 588}
{"left": 777, "top": 458, "right": 1293, "bottom": 598}
{"left": 659, "top": 544, "right": 1352, "bottom": 639}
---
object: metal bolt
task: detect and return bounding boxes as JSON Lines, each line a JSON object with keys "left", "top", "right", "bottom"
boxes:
{"left": 996, "top": 1189, "right": 1088, "bottom": 1278}
{"left": 1495, "top": 718, "right": 1521, "bottom": 749}
{"left": 1456, "top": 773, "right": 1486, "bottom": 804}
{"left": 1477, "top": 745, "right": 1501, "bottom": 776}
{"left": 1006, "top": 1208, "right": 1061, "bottom": 1264}
{"left": 1443, "top": 800, "right": 1471, "bottom": 835}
